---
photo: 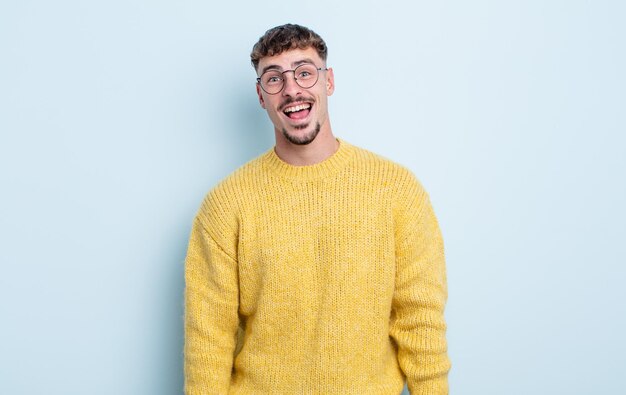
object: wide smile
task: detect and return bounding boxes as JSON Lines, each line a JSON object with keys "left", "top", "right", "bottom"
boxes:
{"left": 281, "top": 102, "right": 313, "bottom": 123}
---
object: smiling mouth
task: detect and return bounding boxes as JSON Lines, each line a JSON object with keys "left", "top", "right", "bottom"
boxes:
{"left": 282, "top": 102, "right": 312, "bottom": 120}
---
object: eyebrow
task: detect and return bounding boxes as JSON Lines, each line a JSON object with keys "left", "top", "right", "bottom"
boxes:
{"left": 259, "top": 58, "right": 318, "bottom": 75}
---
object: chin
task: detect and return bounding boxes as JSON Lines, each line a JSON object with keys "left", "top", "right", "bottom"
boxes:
{"left": 282, "top": 122, "right": 321, "bottom": 145}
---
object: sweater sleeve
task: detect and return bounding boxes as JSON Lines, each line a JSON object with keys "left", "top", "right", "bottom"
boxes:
{"left": 184, "top": 217, "right": 240, "bottom": 395}
{"left": 389, "top": 173, "right": 451, "bottom": 395}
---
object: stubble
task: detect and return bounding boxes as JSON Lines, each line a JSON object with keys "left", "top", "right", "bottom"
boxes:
{"left": 281, "top": 122, "right": 321, "bottom": 145}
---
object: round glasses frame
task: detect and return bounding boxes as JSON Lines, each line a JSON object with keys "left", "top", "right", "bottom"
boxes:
{"left": 256, "top": 64, "right": 328, "bottom": 95}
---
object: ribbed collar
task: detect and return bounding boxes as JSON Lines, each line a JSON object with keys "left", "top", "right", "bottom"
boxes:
{"left": 262, "top": 138, "right": 355, "bottom": 182}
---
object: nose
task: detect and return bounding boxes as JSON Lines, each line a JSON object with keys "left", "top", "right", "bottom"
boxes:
{"left": 282, "top": 71, "right": 302, "bottom": 97}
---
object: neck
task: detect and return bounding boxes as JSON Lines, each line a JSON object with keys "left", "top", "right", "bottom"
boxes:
{"left": 274, "top": 126, "right": 339, "bottom": 166}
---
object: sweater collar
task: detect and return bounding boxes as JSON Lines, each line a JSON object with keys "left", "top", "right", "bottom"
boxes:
{"left": 262, "top": 138, "right": 355, "bottom": 182}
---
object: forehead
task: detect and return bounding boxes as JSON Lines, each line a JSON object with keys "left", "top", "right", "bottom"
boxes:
{"left": 257, "top": 47, "right": 323, "bottom": 73}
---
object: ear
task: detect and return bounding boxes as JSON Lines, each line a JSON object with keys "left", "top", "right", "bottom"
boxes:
{"left": 325, "top": 67, "right": 335, "bottom": 96}
{"left": 256, "top": 83, "right": 266, "bottom": 109}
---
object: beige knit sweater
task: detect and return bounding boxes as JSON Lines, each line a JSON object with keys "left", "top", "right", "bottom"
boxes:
{"left": 184, "top": 138, "right": 450, "bottom": 394}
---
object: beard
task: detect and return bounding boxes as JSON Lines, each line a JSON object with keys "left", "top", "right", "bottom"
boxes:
{"left": 281, "top": 122, "right": 321, "bottom": 145}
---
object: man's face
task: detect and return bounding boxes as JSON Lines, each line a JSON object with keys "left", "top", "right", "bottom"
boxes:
{"left": 256, "top": 47, "right": 335, "bottom": 146}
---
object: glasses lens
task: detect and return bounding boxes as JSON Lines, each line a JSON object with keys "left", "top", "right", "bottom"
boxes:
{"left": 260, "top": 71, "right": 284, "bottom": 94}
{"left": 294, "top": 64, "right": 319, "bottom": 89}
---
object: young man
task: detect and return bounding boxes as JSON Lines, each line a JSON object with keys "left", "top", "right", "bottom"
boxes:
{"left": 184, "top": 24, "right": 451, "bottom": 394}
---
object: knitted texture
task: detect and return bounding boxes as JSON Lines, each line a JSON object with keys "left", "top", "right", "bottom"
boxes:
{"left": 184, "top": 138, "right": 450, "bottom": 394}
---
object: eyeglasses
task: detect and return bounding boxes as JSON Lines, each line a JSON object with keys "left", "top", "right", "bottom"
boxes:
{"left": 257, "top": 63, "right": 328, "bottom": 95}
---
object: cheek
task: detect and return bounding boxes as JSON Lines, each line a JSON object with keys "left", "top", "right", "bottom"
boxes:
{"left": 268, "top": 105, "right": 283, "bottom": 120}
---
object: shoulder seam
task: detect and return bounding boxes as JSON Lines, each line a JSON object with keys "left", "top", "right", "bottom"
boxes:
{"left": 194, "top": 217, "right": 238, "bottom": 263}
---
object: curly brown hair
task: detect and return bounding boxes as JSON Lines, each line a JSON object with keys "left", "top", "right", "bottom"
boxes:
{"left": 250, "top": 24, "right": 328, "bottom": 71}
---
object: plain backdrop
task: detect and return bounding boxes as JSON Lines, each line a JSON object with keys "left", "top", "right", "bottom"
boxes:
{"left": 1, "top": 1, "right": 624, "bottom": 394}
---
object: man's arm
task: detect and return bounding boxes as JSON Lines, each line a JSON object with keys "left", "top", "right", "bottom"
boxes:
{"left": 184, "top": 217, "right": 239, "bottom": 394}
{"left": 390, "top": 173, "right": 451, "bottom": 394}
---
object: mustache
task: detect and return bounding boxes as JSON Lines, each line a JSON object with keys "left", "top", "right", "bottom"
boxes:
{"left": 279, "top": 97, "right": 315, "bottom": 112}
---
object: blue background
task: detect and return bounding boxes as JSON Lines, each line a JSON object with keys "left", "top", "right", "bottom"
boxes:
{"left": 1, "top": 1, "right": 624, "bottom": 394}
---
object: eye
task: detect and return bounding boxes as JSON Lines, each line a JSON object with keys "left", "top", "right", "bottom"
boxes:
{"left": 298, "top": 70, "right": 312, "bottom": 78}
{"left": 264, "top": 74, "right": 282, "bottom": 85}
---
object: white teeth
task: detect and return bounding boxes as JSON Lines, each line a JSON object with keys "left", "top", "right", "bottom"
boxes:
{"left": 284, "top": 103, "right": 311, "bottom": 113}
